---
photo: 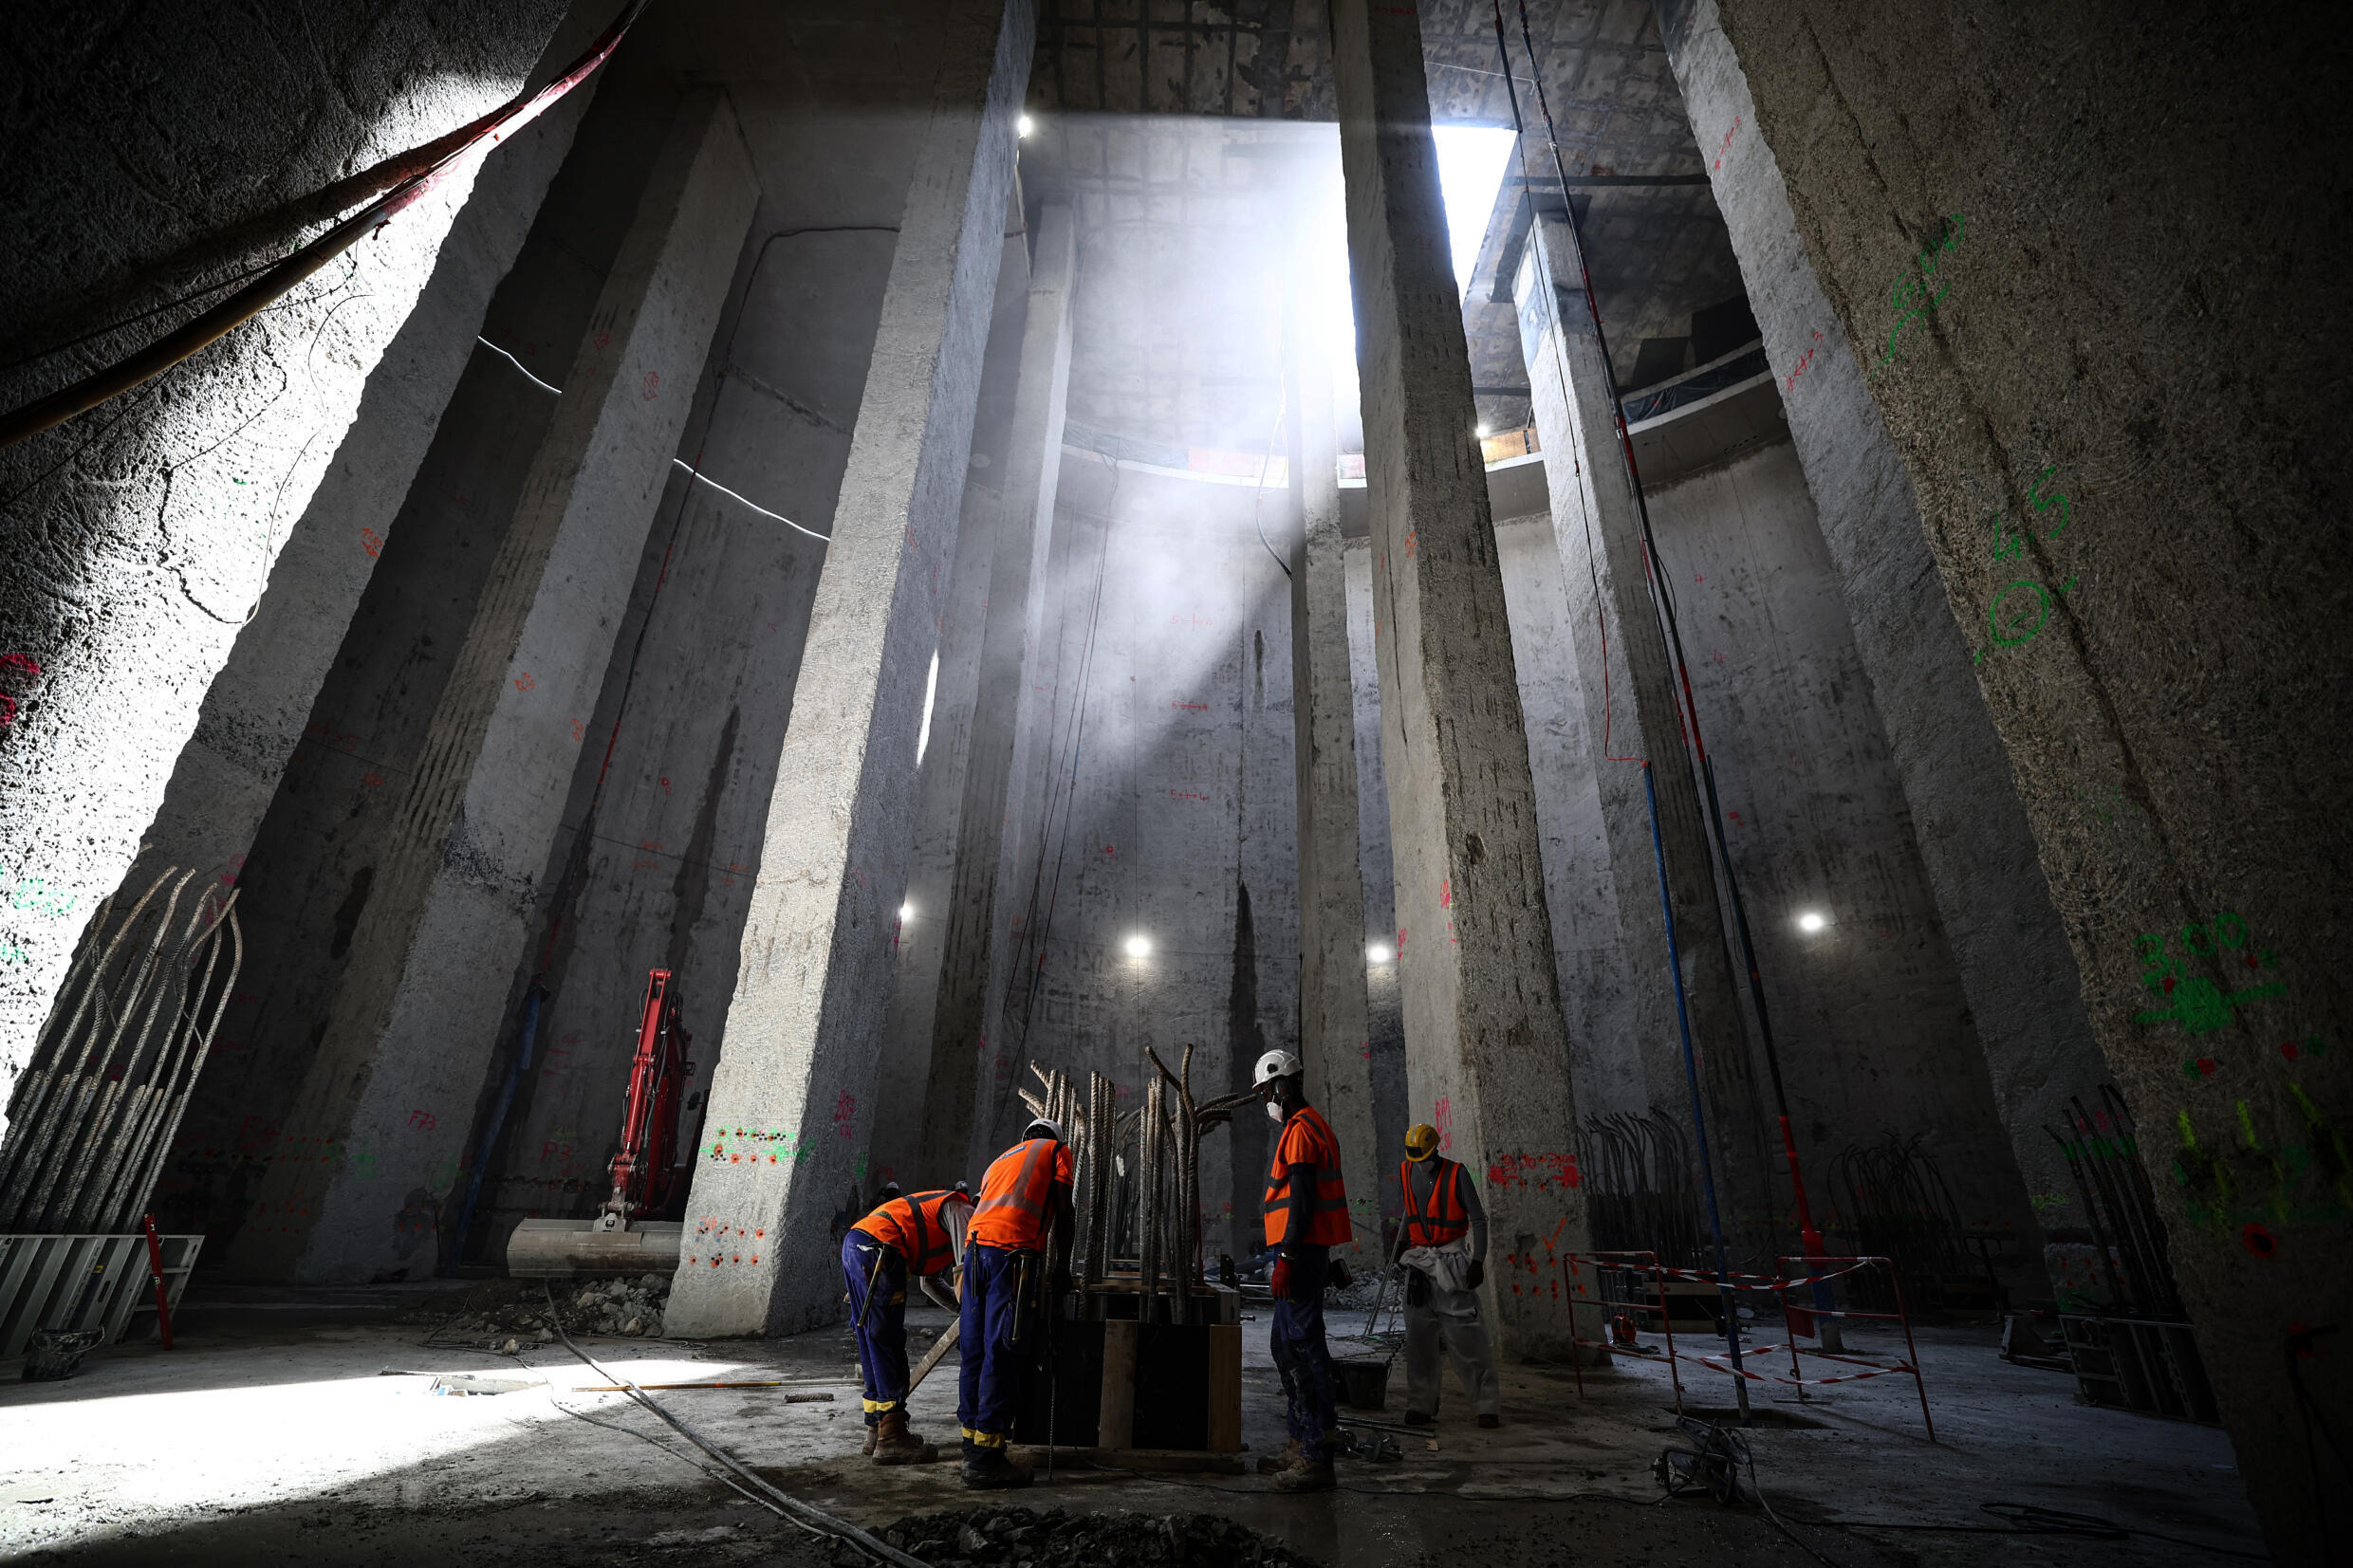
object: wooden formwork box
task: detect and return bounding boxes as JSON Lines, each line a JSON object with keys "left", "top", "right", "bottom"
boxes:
{"left": 0, "top": 1233, "right": 201, "bottom": 1358}
{"left": 1010, "top": 1283, "right": 1245, "bottom": 1471}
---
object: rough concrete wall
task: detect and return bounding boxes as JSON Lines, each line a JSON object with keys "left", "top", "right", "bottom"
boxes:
{"left": 1647, "top": 434, "right": 2042, "bottom": 1291}
{"left": 1491, "top": 515, "right": 1646, "bottom": 1124}
{"left": 1657, "top": 0, "right": 2104, "bottom": 1290}
{"left": 148, "top": 64, "right": 686, "bottom": 1254}
{"left": 667, "top": 0, "right": 1032, "bottom": 1339}
{"left": 1695, "top": 1, "right": 2353, "bottom": 1551}
{"left": 458, "top": 189, "right": 900, "bottom": 1258}
{"left": 116, "top": 39, "right": 603, "bottom": 922}
{"left": 0, "top": 0, "right": 576, "bottom": 1102}
{"left": 979, "top": 457, "right": 1302, "bottom": 1262}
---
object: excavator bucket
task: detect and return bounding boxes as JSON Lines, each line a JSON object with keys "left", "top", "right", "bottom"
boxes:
{"left": 505, "top": 1216, "right": 682, "bottom": 1278}
{"left": 501, "top": 968, "right": 695, "bottom": 1279}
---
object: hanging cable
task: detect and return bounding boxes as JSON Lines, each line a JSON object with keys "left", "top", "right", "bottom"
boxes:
{"left": 1505, "top": 0, "right": 1826, "bottom": 1268}
{"left": 1642, "top": 761, "right": 1750, "bottom": 1423}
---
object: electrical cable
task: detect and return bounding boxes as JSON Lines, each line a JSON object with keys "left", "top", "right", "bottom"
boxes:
{"left": 1502, "top": 0, "right": 1821, "bottom": 1267}
{"left": 0, "top": 0, "right": 651, "bottom": 451}
{"left": 540, "top": 1284, "right": 925, "bottom": 1568}
{"left": 472, "top": 335, "right": 827, "bottom": 537}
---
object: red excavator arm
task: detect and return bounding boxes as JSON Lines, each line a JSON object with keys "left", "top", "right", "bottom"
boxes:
{"left": 603, "top": 968, "right": 692, "bottom": 1225}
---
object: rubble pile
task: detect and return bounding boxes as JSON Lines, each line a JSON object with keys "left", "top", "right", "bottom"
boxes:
{"left": 863, "top": 1507, "right": 1320, "bottom": 1568}
{"left": 398, "top": 1274, "right": 671, "bottom": 1343}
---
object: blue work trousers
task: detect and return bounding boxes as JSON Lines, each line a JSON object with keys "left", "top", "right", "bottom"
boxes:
{"left": 1270, "top": 1243, "right": 1339, "bottom": 1454}
{"left": 956, "top": 1240, "right": 1033, "bottom": 1447}
{"left": 843, "top": 1230, "right": 909, "bottom": 1418}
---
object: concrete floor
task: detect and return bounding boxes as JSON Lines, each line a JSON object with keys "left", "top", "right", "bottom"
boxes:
{"left": 0, "top": 1288, "right": 2263, "bottom": 1566}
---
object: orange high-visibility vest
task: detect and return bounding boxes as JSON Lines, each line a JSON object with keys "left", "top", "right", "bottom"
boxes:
{"left": 1265, "top": 1106, "right": 1351, "bottom": 1247}
{"left": 852, "top": 1190, "right": 972, "bottom": 1277}
{"left": 1399, "top": 1157, "right": 1470, "bottom": 1249}
{"left": 969, "top": 1137, "right": 1073, "bottom": 1251}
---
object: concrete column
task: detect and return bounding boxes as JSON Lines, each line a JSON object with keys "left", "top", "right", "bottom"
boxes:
{"left": 0, "top": 2, "right": 576, "bottom": 1098}
{"left": 1331, "top": 0, "right": 1588, "bottom": 1357}
{"left": 109, "top": 36, "right": 602, "bottom": 917}
{"left": 667, "top": 0, "right": 1032, "bottom": 1339}
{"left": 1512, "top": 212, "right": 1778, "bottom": 1256}
{"left": 912, "top": 199, "right": 1076, "bottom": 1189}
{"left": 223, "top": 92, "right": 758, "bottom": 1282}
{"left": 868, "top": 201, "right": 1035, "bottom": 1196}
{"left": 1658, "top": 1, "right": 2350, "bottom": 1551}
{"left": 1658, "top": 0, "right": 2101, "bottom": 1288}
{"left": 1286, "top": 320, "right": 1382, "bottom": 1269}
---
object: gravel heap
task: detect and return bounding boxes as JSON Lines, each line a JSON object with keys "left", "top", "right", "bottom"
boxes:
{"left": 398, "top": 1274, "right": 671, "bottom": 1343}
{"left": 863, "top": 1507, "right": 1320, "bottom": 1568}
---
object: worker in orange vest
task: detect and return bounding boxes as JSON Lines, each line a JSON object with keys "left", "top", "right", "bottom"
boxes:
{"left": 1394, "top": 1122, "right": 1499, "bottom": 1427}
{"left": 844, "top": 1183, "right": 974, "bottom": 1463}
{"left": 957, "top": 1117, "right": 1073, "bottom": 1489}
{"left": 1255, "top": 1048, "right": 1350, "bottom": 1493}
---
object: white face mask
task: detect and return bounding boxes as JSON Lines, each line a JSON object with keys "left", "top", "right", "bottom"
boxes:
{"left": 1266, "top": 1098, "right": 1286, "bottom": 1123}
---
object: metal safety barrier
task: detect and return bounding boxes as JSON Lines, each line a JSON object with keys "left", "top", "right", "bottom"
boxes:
{"left": 1557, "top": 1250, "right": 1936, "bottom": 1440}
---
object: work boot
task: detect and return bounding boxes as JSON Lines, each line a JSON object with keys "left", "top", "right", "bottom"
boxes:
{"left": 1402, "top": 1411, "right": 1434, "bottom": 1428}
{"left": 1255, "top": 1439, "right": 1303, "bottom": 1475}
{"left": 1273, "top": 1448, "right": 1337, "bottom": 1494}
{"left": 871, "top": 1409, "right": 936, "bottom": 1466}
{"left": 959, "top": 1442, "right": 1034, "bottom": 1490}
{"left": 862, "top": 1418, "right": 879, "bottom": 1458}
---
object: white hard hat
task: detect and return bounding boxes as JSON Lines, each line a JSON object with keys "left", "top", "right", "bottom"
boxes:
{"left": 1253, "top": 1049, "right": 1305, "bottom": 1087}
{"left": 1024, "top": 1117, "right": 1064, "bottom": 1143}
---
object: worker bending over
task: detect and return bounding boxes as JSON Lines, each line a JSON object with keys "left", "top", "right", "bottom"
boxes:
{"left": 843, "top": 1184, "right": 974, "bottom": 1462}
{"left": 1256, "top": 1048, "right": 1350, "bottom": 1494}
{"left": 957, "top": 1117, "right": 1073, "bottom": 1489}
{"left": 1394, "top": 1122, "right": 1500, "bottom": 1428}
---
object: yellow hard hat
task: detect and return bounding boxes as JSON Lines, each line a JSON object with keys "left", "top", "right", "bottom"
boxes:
{"left": 1405, "top": 1123, "right": 1439, "bottom": 1161}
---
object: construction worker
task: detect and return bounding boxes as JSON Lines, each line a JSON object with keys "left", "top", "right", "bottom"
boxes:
{"left": 1255, "top": 1047, "right": 1350, "bottom": 1494}
{"left": 1394, "top": 1122, "right": 1500, "bottom": 1428}
{"left": 843, "top": 1183, "right": 974, "bottom": 1463}
{"left": 957, "top": 1116, "right": 1073, "bottom": 1489}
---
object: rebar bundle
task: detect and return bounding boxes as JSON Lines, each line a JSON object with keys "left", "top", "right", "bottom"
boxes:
{"left": 0, "top": 867, "right": 243, "bottom": 1234}
{"left": 1018, "top": 1048, "right": 1251, "bottom": 1323}
{"left": 1576, "top": 1109, "right": 1704, "bottom": 1268}
{"left": 2050, "top": 1088, "right": 2183, "bottom": 1319}
{"left": 1829, "top": 1131, "right": 1968, "bottom": 1313}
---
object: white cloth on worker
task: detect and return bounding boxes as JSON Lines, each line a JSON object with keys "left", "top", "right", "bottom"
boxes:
{"left": 1404, "top": 1276, "right": 1499, "bottom": 1417}
{"left": 1399, "top": 1237, "right": 1474, "bottom": 1294}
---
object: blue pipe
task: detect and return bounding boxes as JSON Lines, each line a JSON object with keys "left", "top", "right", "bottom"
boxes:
{"left": 451, "top": 982, "right": 547, "bottom": 1268}
{"left": 1641, "top": 762, "right": 1751, "bottom": 1418}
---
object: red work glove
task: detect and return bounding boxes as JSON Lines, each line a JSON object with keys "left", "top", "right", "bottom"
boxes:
{"left": 1466, "top": 1259, "right": 1485, "bottom": 1291}
{"left": 1270, "top": 1253, "right": 1292, "bottom": 1301}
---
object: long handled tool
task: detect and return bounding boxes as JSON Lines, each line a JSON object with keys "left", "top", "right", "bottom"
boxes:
{"left": 906, "top": 1319, "right": 959, "bottom": 1395}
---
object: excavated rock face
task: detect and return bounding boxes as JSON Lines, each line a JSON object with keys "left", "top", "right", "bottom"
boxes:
{"left": 398, "top": 1273, "right": 672, "bottom": 1342}
{"left": 866, "top": 1508, "right": 1319, "bottom": 1568}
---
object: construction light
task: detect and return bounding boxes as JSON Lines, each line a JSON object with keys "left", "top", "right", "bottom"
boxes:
{"left": 1797, "top": 911, "right": 1828, "bottom": 933}
{"left": 1366, "top": 943, "right": 1392, "bottom": 964}
{"left": 1017, "top": 114, "right": 1035, "bottom": 138}
{"left": 1123, "top": 933, "right": 1152, "bottom": 959}
{"left": 1475, "top": 423, "right": 1491, "bottom": 439}
{"left": 899, "top": 902, "right": 914, "bottom": 922}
